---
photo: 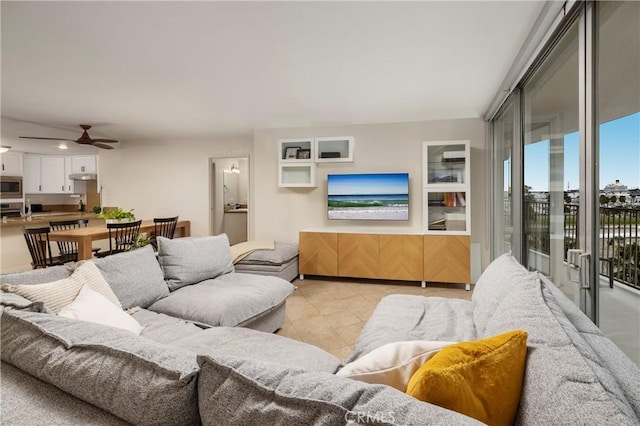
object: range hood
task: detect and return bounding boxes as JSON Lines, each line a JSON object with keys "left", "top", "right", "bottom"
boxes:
{"left": 69, "top": 173, "right": 97, "bottom": 181}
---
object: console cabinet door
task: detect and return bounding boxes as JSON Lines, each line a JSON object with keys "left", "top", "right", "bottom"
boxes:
{"left": 380, "top": 235, "right": 423, "bottom": 281}
{"left": 338, "top": 233, "right": 379, "bottom": 279}
{"left": 299, "top": 232, "right": 338, "bottom": 276}
{"left": 424, "top": 235, "right": 470, "bottom": 284}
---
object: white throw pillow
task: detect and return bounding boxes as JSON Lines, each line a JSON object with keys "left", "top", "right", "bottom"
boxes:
{"left": 58, "top": 284, "right": 144, "bottom": 334}
{"left": 1, "top": 261, "right": 122, "bottom": 313}
{"left": 336, "top": 340, "right": 456, "bottom": 391}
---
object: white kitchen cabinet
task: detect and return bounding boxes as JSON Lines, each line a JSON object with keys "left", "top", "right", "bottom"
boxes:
{"left": 40, "top": 156, "right": 66, "bottom": 193}
{"left": 23, "top": 154, "right": 75, "bottom": 194}
{"left": 0, "top": 152, "right": 23, "bottom": 175}
{"left": 23, "top": 155, "right": 41, "bottom": 193}
{"left": 71, "top": 156, "right": 97, "bottom": 174}
{"left": 64, "top": 157, "right": 74, "bottom": 193}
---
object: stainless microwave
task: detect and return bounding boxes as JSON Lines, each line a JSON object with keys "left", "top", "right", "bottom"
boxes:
{"left": 0, "top": 176, "right": 23, "bottom": 198}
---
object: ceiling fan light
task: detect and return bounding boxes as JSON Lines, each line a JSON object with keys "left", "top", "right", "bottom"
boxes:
{"left": 58, "top": 143, "right": 68, "bottom": 150}
{"left": 0, "top": 145, "right": 11, "bottom": 153}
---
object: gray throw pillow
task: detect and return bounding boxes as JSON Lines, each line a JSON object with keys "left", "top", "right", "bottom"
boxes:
{"left": 157, "top": 234, "right": 234, "bottom": 291}
{"left": 1, "top": 309, "right": 200, "bottom": 426}
{"left": 196, "top": 354, "right": 481, "bottom": 426}
{"left": 92, "top": 245, "right": 169, "bottom": 309}
{"left": 236, "top": 242, "right": 299, "bottom": 266}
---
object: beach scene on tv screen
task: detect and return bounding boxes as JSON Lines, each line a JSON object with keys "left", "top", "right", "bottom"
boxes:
{"left": 328, "top": 173, "right": 409, "bottom": 220}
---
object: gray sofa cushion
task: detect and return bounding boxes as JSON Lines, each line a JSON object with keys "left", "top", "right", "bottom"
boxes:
{"left": 471, "top": 252, "right": 537, "bottom": 337}
{"left": 148, "top": 272, "right": 295, "bottom": 328}
{"left": 1, "top": 361, "right": 131, "bottom": 426}
{"left": 157, "top": 234, "right": 234, "bottom": 291}
{"left": 133, "top": 308, "right": 204, "bottom": 345}
{"left": 1, "top": 309, "right": 199, "bottom": 426}
{"left": 92, "top": 245, "right": 169, "bottom": 309}
{"left": 236, "top": 242, "right": 299, "bottom": 266}
{"left": 483, "top": 272, "right": 639, "bottom": 425}
{"left": 540, "top": 276, "right": 640, "bottom": 420}
{"left": 0, "top": 263, "right": 74, "bottom": 285}
{"left": 177, "top": 327, "right": 341, "bottom": 373}
{"left": 0, "top": 292, "right": 50, "bottom": 313}
{"left": 197, "top": 354, "right": 482, "bottom": 426}
{"left": 346, "top": 294, "right": 476, "bottom": 364}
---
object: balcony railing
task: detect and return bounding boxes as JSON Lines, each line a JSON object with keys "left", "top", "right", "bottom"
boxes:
{"left": 519, "top": 201, "right": 640, "bottom": 290}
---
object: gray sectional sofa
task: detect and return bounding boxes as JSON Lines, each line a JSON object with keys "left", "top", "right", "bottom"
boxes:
{"left": 1, "top": 243, "right": 639, "bottom": 425}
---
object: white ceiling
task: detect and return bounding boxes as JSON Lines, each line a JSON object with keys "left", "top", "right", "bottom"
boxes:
{"left": 1, "top": 1, "right": 545, "bottom": 153}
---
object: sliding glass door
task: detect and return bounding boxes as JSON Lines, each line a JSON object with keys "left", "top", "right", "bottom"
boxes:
{"left": 522, "top": 21, "right": 583, "bottom": 307}
{"left": 491, "top": 1, "right": 640, "bottom": 364}
{"left": 595, "top": 0, "right": 640, "bottom": 364}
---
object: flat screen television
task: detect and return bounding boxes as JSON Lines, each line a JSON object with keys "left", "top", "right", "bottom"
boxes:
{"left": 327, "top": 173, "right": 409, "bottom": 221}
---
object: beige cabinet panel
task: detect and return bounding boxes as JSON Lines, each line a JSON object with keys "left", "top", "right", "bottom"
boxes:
{"left": 380, "top": 235, "right": 423, "bottom": 281}
{"left": 299, "top": 232, "right": 338, "bottom": 276}
{"left": 338, "top": 233, "right": 379, "bottom": 279}
{"left": 424, "top": 235, "right": 470, "bottom": 284}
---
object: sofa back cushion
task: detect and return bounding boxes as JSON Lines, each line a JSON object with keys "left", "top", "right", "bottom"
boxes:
{"left": 1, "top": 265, "right": 74, "bottom": 314}
{"left": 1, "top": 309, "right": 199, "bottom": 426}
{"left": 1, "top": 261, "right": 122, "bottom": 314}
{"left": 197, "top": 354, "right": 482, "bottom": 426}
{"left": 0, "top": 263, "right": 74, "bottom": 285}
{"left": 471, "top": 253, "right": 536, "bottom": 337}
{"left": 539, "top": 276, "right": 640, "bottom": 420}
{"left": 92, "top": 245, "right": 169, "bottom": 309}
{"left": 483, "top": 272, "right": 639, "bottom": 425}
{"left": 157, "top": 234, "right": 234, "bottom": 291}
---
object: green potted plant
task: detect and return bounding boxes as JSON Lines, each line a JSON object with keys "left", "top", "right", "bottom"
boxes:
{"left": 97, "top": 207, "right": 136, "bottom": 223}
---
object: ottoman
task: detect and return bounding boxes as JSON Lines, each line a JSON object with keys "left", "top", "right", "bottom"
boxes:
{"left": 232, "top": 241, "right": 299, "bottom": 282}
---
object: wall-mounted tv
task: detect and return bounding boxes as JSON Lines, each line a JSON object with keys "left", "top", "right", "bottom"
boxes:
{"left": 327, "top": 173, "right": 409, "bottom": 221}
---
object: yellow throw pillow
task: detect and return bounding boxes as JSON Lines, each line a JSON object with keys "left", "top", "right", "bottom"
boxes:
{"left": 406, "top": 330, "right": 528, "bottom": 426}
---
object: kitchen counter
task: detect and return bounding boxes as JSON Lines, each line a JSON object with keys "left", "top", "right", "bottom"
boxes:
{"left": 1, "top": 212, "right": 99, "bottom": 229}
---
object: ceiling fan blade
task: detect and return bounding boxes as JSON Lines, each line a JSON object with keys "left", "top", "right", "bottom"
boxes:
{"left": 92, "top": 143, "right": 114, "bottom": 150}
{"left": 19, "top": 136, "right": 76, "bottom": 141}
{"left": 91, "top": 138, "right": 119, "bottom": 143}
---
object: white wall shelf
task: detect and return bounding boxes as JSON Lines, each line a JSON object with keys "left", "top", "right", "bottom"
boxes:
{"left": 278, "top": 138, "right": 314, "bottom": 163}
{"left": 423, "top": 140, "right": 470, "bottom": 234}
{"left": 315, "top": 136, "right": 354, "bottom": 162}
{"left": 278, "top": 138, "right": 317, "bottom": 187}
{"left": 278, "top": 163, "right": 317, "bottom": 188}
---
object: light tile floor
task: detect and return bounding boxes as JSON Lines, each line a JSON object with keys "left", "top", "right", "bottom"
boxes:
{"left": 276, "top": 277, "right": 472, "bottom": 360}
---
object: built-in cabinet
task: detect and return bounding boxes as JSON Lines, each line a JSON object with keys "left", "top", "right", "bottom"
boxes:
{"left": 0, "top": 152, "right": 23, "bottom": 175}
{"left": 278, "top": 137, "right": 355, "bottom": 187}
{"left": 299, "top": 230, "right": 470, "bottom": 287}
{"left": 23, "top": 154, "right": 97, "bottom": 194}
{"left": 423, "top": 140, "right": 470, "bottom": 234}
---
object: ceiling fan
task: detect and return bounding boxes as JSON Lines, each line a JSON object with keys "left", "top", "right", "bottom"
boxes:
{"left": 19, "top": 124, "right": 119, "bottom": 150}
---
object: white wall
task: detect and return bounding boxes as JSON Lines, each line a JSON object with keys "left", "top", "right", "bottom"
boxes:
{"left": 98, "top": 118, "right": 490, "bottom": 268}
{"left": 99, "top": 137, "right": 252, "bottom": 237}
{"left": 253, "top": 118, "right": 491, "bottom": 268}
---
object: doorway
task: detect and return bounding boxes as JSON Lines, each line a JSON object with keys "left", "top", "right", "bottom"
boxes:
{"left": 210, "top": 156, "right": 249, "bottom": 245}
